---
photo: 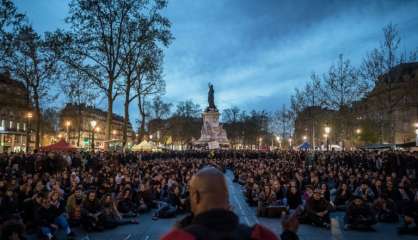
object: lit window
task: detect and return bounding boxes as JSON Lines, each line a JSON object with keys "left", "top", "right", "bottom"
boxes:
{"left": 17, "top": 122, "right": 20, "bottom": 131}
{"left": 23, "top": 123, "right": 26, "bottom": 131}
{"left": 0, "top": 120, "right": 4, "bottom": 128}
{"left": 9, "top": 121, "right": 13, "bottom": 128}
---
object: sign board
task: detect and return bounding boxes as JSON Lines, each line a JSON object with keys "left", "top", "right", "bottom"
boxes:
{"left": 208, "top": 141, "right": 220, "bottom": 150}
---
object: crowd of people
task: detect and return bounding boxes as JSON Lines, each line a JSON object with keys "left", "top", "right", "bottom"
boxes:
{"left": 234, "top": 150, "right": 418, "bottom": 234}
{"left": 0, "top": 149, "right": 417, "bottom": 239}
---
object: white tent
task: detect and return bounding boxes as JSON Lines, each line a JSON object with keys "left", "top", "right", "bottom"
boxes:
{"left": 131, "top": 140, "right": 156, "bottom": 152}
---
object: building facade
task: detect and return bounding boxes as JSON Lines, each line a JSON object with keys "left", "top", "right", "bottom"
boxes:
{"left": 355, "top": 62, "right": 418, "bottom": 144}
{"left": 59, "top": 104, "right": 135, "bottom": 150}
{"left": 294, "top": 62, "right": 418, "bottom": 147}
{"left": 0, "top": 72, "right": 33, "bottom": 152}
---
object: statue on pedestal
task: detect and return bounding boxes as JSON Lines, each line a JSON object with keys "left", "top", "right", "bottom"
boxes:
{"left": 207, "top": 83, "right": 217, "bottom": 111}
{"left": 194, "top": 83, "right": 229, "bottom": 149}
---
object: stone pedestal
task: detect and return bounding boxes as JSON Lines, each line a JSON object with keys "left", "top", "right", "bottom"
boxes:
{"left": 194, "top": 110, "right": 229, "bottom": 149}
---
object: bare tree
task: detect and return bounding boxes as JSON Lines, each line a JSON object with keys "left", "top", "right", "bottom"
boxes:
{"left": 361, "top": 23, "right": 415, "bottom": 142}
{"left": 322, "top": 54, "right": 365, "bottom": 146}
{"left": 119, "top": 3, "right": 172, "bottom": 148}
{"left": 150, "top": 95, "right": 172, "bottom": 120}
{"left": 7, "top": 26, "right": 59, "bottom": 149}
{"left": 60, "top": 69, "right": 98, "bottom": 146}
{"left": 54, "top": 0, "right": 170, "bottom": 150}
{"left": 135, "top": 47, "right": 166, "bottom": 141}
{"left": 0, "top": 0, "right": 25, "bottom": 61}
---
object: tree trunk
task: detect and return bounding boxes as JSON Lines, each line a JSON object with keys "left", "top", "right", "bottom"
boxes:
{"left": 122, "top": 79, "right": 131, "bottom": 149}
{"left": 123, "top": 94, "right": 130, "bottom": 149}
{"left": 105, "top": 91, "right": 113, "bottom": 151}
{"left": 34, "top": 91, "right": 41, "bottom": 150}
{"left": 138, "top": 94, "right": 146, "bottom": 141}
{"left": 77, "top": 105, "right": 82, "bottom": 147}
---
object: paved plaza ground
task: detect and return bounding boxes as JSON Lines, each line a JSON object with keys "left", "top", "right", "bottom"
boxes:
{"left": 71, "top": 171, "right": 416, "bottom": 240}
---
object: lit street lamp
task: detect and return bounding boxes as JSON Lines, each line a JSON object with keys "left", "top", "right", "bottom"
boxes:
{"left": 415, "top": 123, "right": 418, "bottom": 147}
{"left": 302, "top": 135, "right": 307, "bottom": 142}
{"left": 324, "top": 126, "right": 331, "bottom": 151}
{"left": 112, "top": 130, "right": 117, "bottom": 140}
{"left": 65, "top": 121, "right": 71, "bottom": 142}
{"left": 276, "top": 136, "right": 281, "bottom": 149}
{"left": 259, "top": 137, "right": 263, "bottom": 150}
{"left": 26, "top": 112, "right": 33, "bottom": 153}
{"left": 288, "top": 138, "right": 293, "bottom": 148}
{"left": 355, "top": 128, "right": 362, "bottom": 148}
{"left": 90, "top": 120, "right": 97, "bottom": 151}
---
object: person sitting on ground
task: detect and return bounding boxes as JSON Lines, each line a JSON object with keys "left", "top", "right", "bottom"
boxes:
{"left": 161, "top": 166, "right": 279, "bottom": 240}
{"left": 334, "top": 183, "right": 352, "bottom": 211}
{"left": 35, "top": 194, "right": 69, "bottom": 239}
{"left": 81, "top": 191, "right": 105, "bottom": 232}
{"left": 66, "top": 187, "right": 84, "bottom": 226}
{"left": 304, "top": 188, "right": 331, "bottom": 228}
{"left": 286, "top": 185, "right": 302, "bottom": 210}
{"left": 281, "top": 207, "right": 302, "bottom": 240}
{"left": 344, "top": 196, "right": 377, "bottom": 231}
{"left": 354, "top": 181, "right": 375, "bottom": 203}
{"left": 373, "top": 194, "right": 398, "bottom": 223}
{"left": 48, "top": 191, "right": 74, "bottom": 237}
{"left": 101, "top": 194, "right": 138, "bottom": 229}
{"left": 398, "top": 191, "right": 418, "bottom": 235}
{"left": 117, "top": 188, "right": 137, "bottom": 217}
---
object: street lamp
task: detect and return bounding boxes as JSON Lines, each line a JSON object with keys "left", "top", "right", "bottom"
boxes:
{"left": 112, "top": 130, "right": 117, "bottom": 140}
{"left": 288, "top": 138, "right": 292, "bottom": 148}
{"left": 65, "top": 121, "right": 71, "bottom": 142}
{"left": 323, "top": 134, "right": 328, "bottom": 151}
{"left": 276, "top": 136, "right": 281, "bottom": 149}
{"left": 303, "top": 135, "right": 307, "bottom": 142}
{"left": 90, "top": 120, "right": 97, "bottom": 151}
{"left": 415, "top": 123, "right": 418, "bottom": 147}
{"left": 26, "top": 112, "right": 33, "bottom": 153}
{"left": 259, "top": 137, "right": 263, "bottom": 150}
{"left": 324, "top": 126, "right": 331, "bottom": 151}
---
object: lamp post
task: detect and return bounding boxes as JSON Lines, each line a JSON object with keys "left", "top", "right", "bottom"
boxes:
{"left": 26, "top": 112, "right": 33, "bottom": 153}
{"left": 323, "top": 134, "right": 328, "bottom": 151}
{"left": 65, "top": 121, "right": 71, "bottom": 142}
{"left": 324, "top": 126, "right": 331, "bottom": 151}
{"left": 288, "top": 138, "right": 292, "bottom": 149}
{"left": 90, "top": 120, "right": 97, "bottom": 151}
{"left": 258, "top": 137, "right": 263, "bottom": 150}
{"left": 276, "top": 136, "right": 281, "bottom": 149}
{"left": 355, "top": 128, "right": 361, "bottom": 147}
{"left": 415, "top": 123, "right": 418, "bottom": 147}
{"left": 303, "top": 135, "right": 307, "bottom": 142}
{"left": 112, "top": 130, "right": 117, "bottom": 140}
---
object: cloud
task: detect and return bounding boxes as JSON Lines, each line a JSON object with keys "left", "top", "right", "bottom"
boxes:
{"left": 13, "top": 0, "right": 418, "bottom": 129}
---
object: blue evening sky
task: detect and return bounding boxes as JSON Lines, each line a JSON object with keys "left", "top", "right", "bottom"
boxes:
{"left": 13, "top": 0, "right": 418, "bottom": 126}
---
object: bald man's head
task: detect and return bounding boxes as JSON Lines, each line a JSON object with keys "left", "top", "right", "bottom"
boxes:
{"left": 189, "top": 166, "right": 229, "bottom": 215}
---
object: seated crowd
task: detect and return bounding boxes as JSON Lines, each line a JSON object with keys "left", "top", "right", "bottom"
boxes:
{"left": 234, "top": 150, "right": 418, "bottom": 234}
{"left": 0, "top": 149, "right": 417, "bottom": 239}
{"left": 0, "top": 150, "right": 227, "bottom": 239}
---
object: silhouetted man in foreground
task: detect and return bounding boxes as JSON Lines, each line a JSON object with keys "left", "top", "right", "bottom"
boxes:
{"left": 161, "top": 166, "right": 279, "bottom": 240}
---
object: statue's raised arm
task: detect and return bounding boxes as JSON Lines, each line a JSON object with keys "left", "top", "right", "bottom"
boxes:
{"left": 207, "top": 83, "right": 217, "bottom": 111}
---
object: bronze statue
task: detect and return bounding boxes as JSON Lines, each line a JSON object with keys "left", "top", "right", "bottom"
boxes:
{"left": 207, "top": 83, "right": 217, "bottom": 111}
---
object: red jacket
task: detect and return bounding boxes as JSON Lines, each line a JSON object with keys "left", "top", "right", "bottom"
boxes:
{"left": 161, "top": 209, "right": 279, "bottom": 240}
